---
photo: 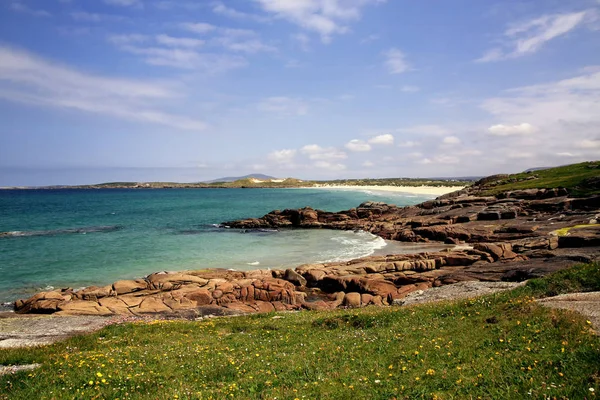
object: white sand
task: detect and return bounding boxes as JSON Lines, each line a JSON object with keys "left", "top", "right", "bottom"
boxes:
{"left": 303, "top": 185, "right": 465, "bottom": 196}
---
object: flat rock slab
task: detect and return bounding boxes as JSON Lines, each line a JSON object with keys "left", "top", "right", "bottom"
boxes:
{"left": 537, "top": 292, "right": 600, "bottom": 334}
{"left": 0, "top": 313, "right": 113, "bottom": 348}
{"left": 398, "top": 281, "right": 524, "bottom": 306}
{"left": 0, "top": 364, "right": 41, "bottom": 376}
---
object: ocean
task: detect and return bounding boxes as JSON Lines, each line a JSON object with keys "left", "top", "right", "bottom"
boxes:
{"left": 0, "top": 188, "right": 442, "bottom": 306}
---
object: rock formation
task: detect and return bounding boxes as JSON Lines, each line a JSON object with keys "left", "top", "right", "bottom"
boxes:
{"left": 14, "top": 180, "right": 600, "bottom": 316}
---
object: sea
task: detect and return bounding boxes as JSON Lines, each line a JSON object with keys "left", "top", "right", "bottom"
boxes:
{"left": 0, "top": 188, "right": 444, "bottom": 308}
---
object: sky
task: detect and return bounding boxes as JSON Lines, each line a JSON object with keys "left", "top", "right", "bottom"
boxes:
{"left": 0, "top": 0, "right": 599, "bottom": 186}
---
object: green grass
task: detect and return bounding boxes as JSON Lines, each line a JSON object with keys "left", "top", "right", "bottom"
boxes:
{"left": 522, "top": 262, "right": 600, "bottom": 298}
{"left": 479, "top": 161, "right": 600, "bottom": 197}
{"left": 1, "top": 264, "right": 599, "bottom": 399}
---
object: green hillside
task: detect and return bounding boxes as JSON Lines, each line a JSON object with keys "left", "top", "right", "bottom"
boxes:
{"left": 477, "top": 161, "right": 600, "bottom": 197}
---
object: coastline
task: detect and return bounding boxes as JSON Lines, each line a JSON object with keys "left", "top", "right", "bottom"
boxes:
{"left": 301, "top": 185, "right": 465, "bottom": 196}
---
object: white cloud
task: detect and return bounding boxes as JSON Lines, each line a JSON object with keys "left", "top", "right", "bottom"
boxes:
{"left": 70, "top": 12, "right": 126, "bottom": 22}
{"left": 292, "top": 33, "right": 311, "bottom": 51}
{"left": 383, "top": 48, "right": 409, "bottom": 74}
{"left": 368, "top": 134, "right": 394, "bottom": 145}
{"left": 104, "top": 0, "right": 143, "bottom": 7}
{"left": 576, "top": 139, "right": 600, "bottom": 148}
{"left": 345, "top": 139, "right": 372, "bottom": 152}
{"left": 115, "top": 45, "right": 247, "bottom": 71}
{"left": 397, "top": 125, "right": 449, "bottom": 136}
{"left": 257, "top": 97, "right": 308, "bottom": 116}
{"left": 397, "top": 140, "right": 420, "bottom": 148}
{"left": 212, "top": 2, "right": 270, "bottom": 22}
{"left": 475, "top": 48, "right": 504, "bottom": 63}
{"left": 109, "top": 32, "right": 249, "bottom": 71}
{"left": 401, "top": 85, "right": 420, "bottom": 93}
{"left": 0, "top": 45, "right": 207, "bottom": 131}
{"left": 156, "top": 35, "right": 205, "bottom": 48}
{"left": 108, "top": 34, "right": 149, "bottom": 45}
{"left": 268, "top": 149, "right": 297, "bottom": 163}
{"left": 362, "top": 161, "right": 374, "bottom": 167}
{"left": 254, "top": 0, "right": 385, "bottom": 42}
{"left": 488, "top": 123, "right": 537, "bottom": 136}
{"left": 10, "top": 2, "right": 51, "bottom": 17}
{"left": 179, "top": 24, "right": 276, "bottom": 54}
{"left": 314, "top": 161, "right": 346, "bottom": 170}
{"left": 360, "top": 34, "right": 379, "bottom": 44}
{"left": 180, "top": 22, "right": 217, "bottom": 34}
{"left": 212, "top": 34, "right": 276, "bottom": 54}
{"left": 477, "top": 10, "right": 590, "bottom": 62}
{"left": 442, "top": 136, "right": 461, "bottom": 145}
{"left": 300, "top": 144, "right": 347, "bottom": 160}
{"left": 480, "top": 69, "right": 600, "bottom": 166}
{"left": 419, "top": 155, "right": 460, "bottom": 165}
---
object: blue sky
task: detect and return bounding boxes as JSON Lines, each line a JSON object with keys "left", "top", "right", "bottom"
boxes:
{"left": 1, "top": 0, "right": 599, "bottom": 185}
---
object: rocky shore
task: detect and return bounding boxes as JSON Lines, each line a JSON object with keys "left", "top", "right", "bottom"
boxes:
{"left": 12, "top": 178, "right": 600, "bottom": 317}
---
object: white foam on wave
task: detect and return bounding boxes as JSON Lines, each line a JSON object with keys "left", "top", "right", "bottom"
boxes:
{"left": 247, "top": 261, "right": 260, "bottom": 266}
{"left": 317, "top": 230, "right": 387, "bottom": 263}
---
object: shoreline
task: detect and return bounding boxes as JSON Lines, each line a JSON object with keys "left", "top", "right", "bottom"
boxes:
{"left": 301, "top": 185, "right": 465, "bottom": 196}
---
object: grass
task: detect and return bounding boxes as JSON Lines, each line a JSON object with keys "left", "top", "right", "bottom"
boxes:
{"left": 1, "top": 264, "right": 599, "bottom": 399}
{"left": 479, "top": 161, "right": 600, "bottom": 197}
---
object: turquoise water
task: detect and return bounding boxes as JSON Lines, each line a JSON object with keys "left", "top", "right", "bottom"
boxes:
{"left": 0, "top": 188, "right": 436, "bottom": 305}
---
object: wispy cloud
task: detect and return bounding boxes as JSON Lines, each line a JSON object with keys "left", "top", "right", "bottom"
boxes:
{"left": 401, "top": 85, "right": 420, "bottom": 93}
{"left": 481, "top": 68, "right": 600, "bottom": 159}
{"left": 300, "top": 144, "right": 347, "bottom": 160}
{"left": 70, "top": 11, "right": 126, "bottom": 23}
{"left": 109, "top": 32, "right": 248, "bottom": 71}
{"left": 268, "top": 149, "right": 297, "bottom": 164}
{"left": 345, "top": 139, "right": 372, "bottom": 152}
{"left": 180, "top": 24, "right": 276, "bottom": 54}
{"left": 156, "top": 34, "right": 205, "bottom": 48}
{"left": 292, "top": 33, "right": 311, "bottom": 51}
{"left": 0, "top": 45, "right": 206, "bottom": 131}
{"left": 212, "top": 2, "right": 270, "bottom": 23}
{"left": 180, "top": 22, "right": 217, "bottom": 34}
{"left": 253, "top": 0, "right": 385, "bottom": 42}
{"left": 442, "top": 136, "right": 461, "bottom": 145}
{"left": 383, "top": 48, "right": 409, "bottom": 74}
{"left": 257, "top": 97, "right": 308, "bottom": 116}
{"left": 104, "top": 0, "right": 143, "bottom": 8}
{"left": 10, "top": 2, "right": 51, "bottom": 17}
{"left": 368, "top": 134, "right": 394, "bottom": 145}
{"left": 397, "top": 125, "right": 450, "bottom": 136}
{"left": 477, "top": 10, "right": 592, "bottom": 62}
{"left": 488, "top": 123, "right": 537, "bottom": 136}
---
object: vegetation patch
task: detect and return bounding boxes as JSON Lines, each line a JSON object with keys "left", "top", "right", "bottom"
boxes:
{"left": 552, "top": 224, "right": 600, "bottom": 237}
{"left": 479, "top": 161, "right": 600, "bottom": 197}
{"left": 521, "top": 262, "right": 600, "bottom": 298}
{"left": 1, "top": 264, "right": 599, "bottom": 399}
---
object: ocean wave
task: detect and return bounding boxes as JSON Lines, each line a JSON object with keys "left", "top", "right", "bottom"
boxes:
{"left": 247, "top": 261, "right": 260, "bottom": 266}
{"left": 0, "top": 225, "right": 122, "bottom": 239}
{"left": 318, "top": 231, "right": 387, "bottom": 263}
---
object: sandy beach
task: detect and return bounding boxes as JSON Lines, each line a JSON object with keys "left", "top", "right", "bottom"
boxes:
{"left": 303, "top": 185, "right": 465, "bottom": 196}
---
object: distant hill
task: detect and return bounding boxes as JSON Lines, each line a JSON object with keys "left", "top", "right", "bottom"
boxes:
{"left": 205, "top": 174, "right": 276, "bottom": 183}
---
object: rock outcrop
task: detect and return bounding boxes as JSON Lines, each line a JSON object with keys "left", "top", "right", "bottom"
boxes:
{"left": 14, "top": 184, "right": 600, "bottom": 316}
